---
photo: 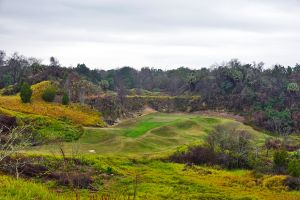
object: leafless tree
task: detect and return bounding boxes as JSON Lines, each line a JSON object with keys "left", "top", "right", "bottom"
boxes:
{"left": 0, "top": 126, "right": 31, "bottom": 179}
{"left": 0, "top": 126, "right": 31, "bottom": 163}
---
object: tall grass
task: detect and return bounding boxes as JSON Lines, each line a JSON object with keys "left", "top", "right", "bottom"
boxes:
{"left": 0, "top": 175, "right": 64, "bottom": 200}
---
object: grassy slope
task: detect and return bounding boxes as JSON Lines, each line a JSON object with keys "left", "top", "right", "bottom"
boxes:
{"left": 0, "top": 106, "right": 83, "bottom": 141}
{"left": 0, "top": 81, "right": 105, "bottom": 127}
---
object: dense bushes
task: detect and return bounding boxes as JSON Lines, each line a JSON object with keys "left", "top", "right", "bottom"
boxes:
{"left": 170, "top": 123, "right": 255, "bottom": 169}
{"left": 20, "top": 83, "right": 32, "bottom": 103}
{"left": 170, "top": 146, "right": 217, "bottom": 166}
{"left": 273, "top": 150, "right": 289, "bottom": 173}
{"left": 288, "top": 159, "right": 300, "bottom": 177}
{"left": 206, "top": 123, "right": 254, "bottom": 169}
{"left": 42, "top": 86, "right": 56, "bottom": 102}
{"left": 170, "top": 123, "right": 300, "bottom": 185}
{"left": 272, "top": 149, "right": 300, "bottom": 178}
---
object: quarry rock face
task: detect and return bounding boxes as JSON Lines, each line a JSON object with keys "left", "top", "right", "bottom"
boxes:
{"left": 0, "top": 115, "right": 17, "bottom": 132}
{"left": 86, "top": 95, "right": 204, "bottom": 124}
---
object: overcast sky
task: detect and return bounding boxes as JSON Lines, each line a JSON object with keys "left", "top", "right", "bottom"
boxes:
{"left": 0, "top": 0, "right": 299, "bottom": 69}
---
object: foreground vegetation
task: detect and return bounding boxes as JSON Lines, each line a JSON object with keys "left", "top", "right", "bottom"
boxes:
{"left": 1, "top": 155, "right": 300, "bottom": 200}
{"left": 0, "top": 112, "right": 300, "bottom": 199}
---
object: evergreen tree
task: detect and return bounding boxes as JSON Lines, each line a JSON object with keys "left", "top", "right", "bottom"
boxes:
{"left": 62, "top": 93, "right": 70, "bottom": 105}
{"left": 20, "top": 82, "right": 32, "bottom": 103}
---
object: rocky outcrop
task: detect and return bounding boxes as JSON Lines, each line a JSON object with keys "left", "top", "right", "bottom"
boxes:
{"left": 86, "top": 95, "right": 204, "bottom": 124}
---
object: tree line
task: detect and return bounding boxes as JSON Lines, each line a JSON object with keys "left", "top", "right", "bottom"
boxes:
{"left": 0, "top": 50, "right": 299, "bottom": 135}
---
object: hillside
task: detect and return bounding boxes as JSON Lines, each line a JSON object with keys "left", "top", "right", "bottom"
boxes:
{"left": 32, "top": 113, "right": 268, "bottom": 155}
{"left": 0, "top": 81, "right": 105, "bottom": 127}
{"left": 0, "top": 81, "right": 105, "bottom": 143}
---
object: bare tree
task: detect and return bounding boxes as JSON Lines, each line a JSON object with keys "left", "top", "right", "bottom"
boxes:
{"left": 0, "top": 126, "right": 31, "bottom": 163}
{"left": 0, "top": 126, "right": 31, "bottom": 179}
{"left": 2, "top": 153, "right": 29, "bottom": 179}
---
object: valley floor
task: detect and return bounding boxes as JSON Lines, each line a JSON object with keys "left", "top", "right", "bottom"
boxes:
{"left": 2, "top": 113, "right": 300, "bottom": 199}
{"left": 31, "top": 113, "right": 267, "bottom": 155}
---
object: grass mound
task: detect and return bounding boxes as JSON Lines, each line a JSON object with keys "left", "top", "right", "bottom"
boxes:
{"left": 31, "top": 80, "right": 54, "bottom": 100}
{"left": 151, "top": 126, "right": 178, "bottom": 137}
{"left": 174, "top": 119, "right": 198, "bottom": 129}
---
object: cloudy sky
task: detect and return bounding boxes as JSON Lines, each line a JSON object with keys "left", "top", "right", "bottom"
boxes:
{"left": 0, "top": 0, "right": 299, "bottom": 69}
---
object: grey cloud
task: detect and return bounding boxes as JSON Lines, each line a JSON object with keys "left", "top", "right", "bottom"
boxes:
{"left": 0, "top": 0, "right": 299, "bottom": 68}
{"left": 2, "top": 0, "right": 299, "bottom": 32}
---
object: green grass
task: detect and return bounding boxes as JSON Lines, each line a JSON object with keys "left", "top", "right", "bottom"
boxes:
{"left": 2, "top": 156, "right": 300, "bottom": 200}
{"left": 72, "top": 155, "right": 300, "bottom": 200}
{"left": 30, "top": 113, "right": 268, "bottom": 156}
{"left": 9, "top": 112, "right": 300, "bottom": 199}
{"left": 0, "top": 107, "right": 83, "bottom": 142}
{"left": 0, "top": 175, "right": 66, "bottom": 200}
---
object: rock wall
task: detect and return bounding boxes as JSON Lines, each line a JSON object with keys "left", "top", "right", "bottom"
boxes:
{"left": 86, "top": 95, "right": 204, "bottom": 124}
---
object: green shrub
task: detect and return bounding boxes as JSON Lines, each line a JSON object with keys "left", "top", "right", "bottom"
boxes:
{"left": 273, "top": 150, "right": 289, "bottom": 173}
{"left": 42, "top": 86, "right": 56, "bottom": 102}
{"left": 288, "top": 159, "right": 300, "bottom": 177}
{"left": 20, "top": 82, "right": 32, "bottom": 103}
{"left": 62, "top": 93, "right": 69, "bottom": 105}
{"left": 205, "top": 123, "right": 254, "bottom": 169}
